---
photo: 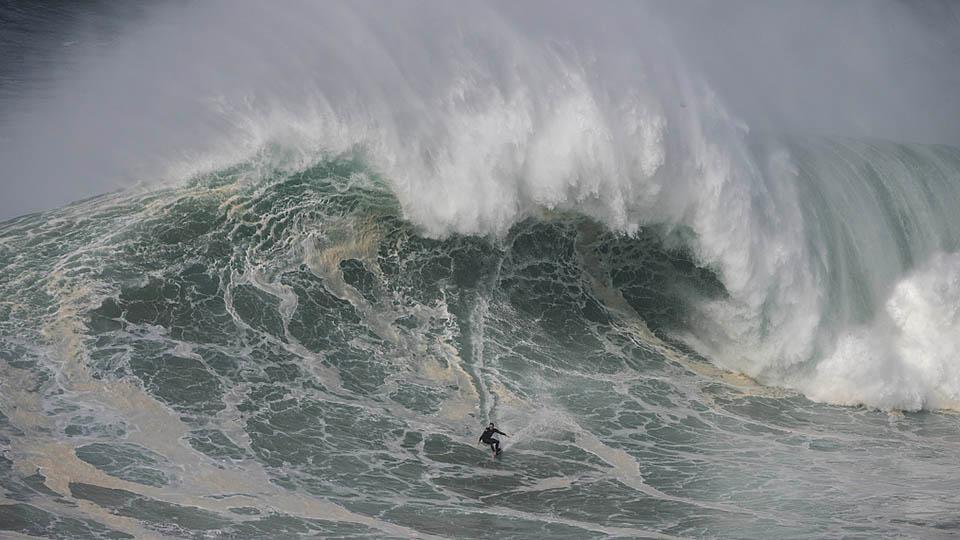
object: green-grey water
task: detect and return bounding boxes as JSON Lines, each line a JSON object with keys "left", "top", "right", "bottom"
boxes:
{"left": 3, "top": 141, "right": 960, "bottom": 539}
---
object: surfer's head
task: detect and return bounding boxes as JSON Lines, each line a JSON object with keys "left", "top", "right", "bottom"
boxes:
{"left": 488, "top": 423, "right": 495, "bottom": 428}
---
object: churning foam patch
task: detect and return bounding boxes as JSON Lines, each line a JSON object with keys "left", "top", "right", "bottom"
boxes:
{"left": 807, "top": 252, "right": 960, "bottom": 410}
{"left": 377, "top": 74, "right": 671, "bottom": 238}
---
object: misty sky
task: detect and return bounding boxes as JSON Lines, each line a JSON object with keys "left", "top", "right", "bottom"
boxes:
{"left": 1, "top": 0, "right": 959, "bottom": 220}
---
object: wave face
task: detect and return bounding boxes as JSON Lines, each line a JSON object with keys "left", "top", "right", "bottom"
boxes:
{"left": 4, "top": 1, "right": 960, "bottom": 538}
{"left": 2, "top": 140, "right": 960, "bottom": 537}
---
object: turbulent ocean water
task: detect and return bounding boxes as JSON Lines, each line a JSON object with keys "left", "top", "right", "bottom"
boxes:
{"left": 3, "top": 139, "right": 960, "bottom": 539}
{"left": 3, "top": 2, "right": 960, "bottom": 539}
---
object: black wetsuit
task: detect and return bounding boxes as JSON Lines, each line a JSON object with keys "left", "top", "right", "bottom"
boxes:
{"left": 479, "top": 427, "right": 506, "bottom": 453}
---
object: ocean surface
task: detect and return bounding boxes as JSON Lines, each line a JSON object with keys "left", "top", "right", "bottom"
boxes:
{"left": 3, "top": 2, "right": 960, "bottom": 539}
{"left": 3, "top": 139, "right": 960, "bottom": 539}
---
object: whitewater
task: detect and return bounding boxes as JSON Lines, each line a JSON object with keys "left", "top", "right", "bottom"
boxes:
{"left": 2, "top": 1, "right": 960, "bottom": 538}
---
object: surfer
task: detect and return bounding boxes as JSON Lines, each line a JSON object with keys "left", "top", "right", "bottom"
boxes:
{"left": 478, "top": 423, "right": 507, "bottom": 456}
